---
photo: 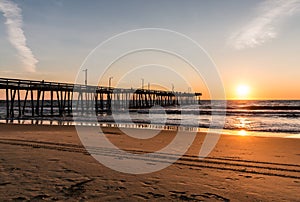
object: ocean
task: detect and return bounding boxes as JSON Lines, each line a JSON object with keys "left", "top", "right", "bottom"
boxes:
{"left": 1, "top": 100, "right": 300, "bottom": 137}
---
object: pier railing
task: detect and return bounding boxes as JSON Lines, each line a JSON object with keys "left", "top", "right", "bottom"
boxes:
{"left": 0, "top": 78, "right": 201, "bottom": 119}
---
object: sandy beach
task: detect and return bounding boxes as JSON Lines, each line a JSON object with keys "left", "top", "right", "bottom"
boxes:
{"left": 0, "top": 124, "right": 299, "bottom": 201}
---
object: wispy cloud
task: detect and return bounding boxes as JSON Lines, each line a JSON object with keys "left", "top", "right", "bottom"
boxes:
{"left": 0, "top": 0, "right": 38, "bottom": 72}
{"left": 230, "top": 0, "right": 300, "bottom": 50}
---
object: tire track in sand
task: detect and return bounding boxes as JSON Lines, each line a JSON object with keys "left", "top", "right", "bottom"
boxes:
{"left": 0, "top": 138, "right": 299, "bottom": 179}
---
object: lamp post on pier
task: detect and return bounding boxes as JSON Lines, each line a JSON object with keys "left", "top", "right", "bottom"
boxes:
{"left": 141, "top": 78, "right": 144, "bottom": 90}
{"left": 82, "top": 69, "right": 88, "bottom": 85}
{"left": 109, "top": 77, "right": 113, "bottom": 89}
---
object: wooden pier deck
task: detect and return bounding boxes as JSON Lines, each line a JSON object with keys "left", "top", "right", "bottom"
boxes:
{"left": 0, "top": 78, "right": 201, "bottom": 119}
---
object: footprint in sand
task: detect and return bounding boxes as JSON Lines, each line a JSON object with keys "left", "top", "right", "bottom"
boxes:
{"left": 13, "top": 196, "right": 29, "bottom": 201}
{"left": 198, "top": 193, "right": 230, "bottom": 202}
{"left": 48, "top": 158, "right": 60, "bottom": 162}
{"left": 141, "top": 179, "right": 160, "bottom": 187}
{"left": 225, "top": 177, "right": 239, "bottom": 181}
{"left": 170, "top": 191, "right": 206, "bottom": 201}
{"left": 133, "top": 193, "right": 150, "bottom": 200}
{"left": 169, "top": 190, "right": 187, "bottom": 195}
{"left": 30, "top": 194, "right": 50, "bottom": 201}
{"left": 147, "top": 191, "right": 165, "bottom": 198}
{"left": 238, "top": 174, "right": 252, "bottom": 178}
{"left": 0, "top": 182, "right": 11, "bottom": 186}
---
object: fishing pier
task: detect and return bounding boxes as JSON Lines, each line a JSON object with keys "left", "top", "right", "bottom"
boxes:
{"left": 0, "top": 78, "right": 202, "bottom": 119}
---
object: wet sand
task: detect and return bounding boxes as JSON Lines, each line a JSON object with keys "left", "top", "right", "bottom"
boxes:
{"left": 0, "top": 124, "right": 299, "bottom": 201}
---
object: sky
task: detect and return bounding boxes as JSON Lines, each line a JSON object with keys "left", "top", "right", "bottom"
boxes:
{"left": 0, "top": 0, "right": 300, "bottom": 100}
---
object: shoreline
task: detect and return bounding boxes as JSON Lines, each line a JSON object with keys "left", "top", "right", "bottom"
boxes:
{"left": 1, "top": 120, "right": 300, "bottom": 139}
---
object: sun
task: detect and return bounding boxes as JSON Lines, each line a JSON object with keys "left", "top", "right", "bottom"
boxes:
{"left": 236, "top": 84, "right": 250, "bottom": 99}
{"left": 238, "top": 129, "right": 248, "bottom": 136}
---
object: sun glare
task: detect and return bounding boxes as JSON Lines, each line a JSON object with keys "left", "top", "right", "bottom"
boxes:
{"left": 236, "top": 85, "right": 250, "bottom": 99}
{"left": 238, "top": 130, "right": 247, "bottom": 136}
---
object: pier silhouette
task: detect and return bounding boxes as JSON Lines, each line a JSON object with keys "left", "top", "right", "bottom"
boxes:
{"left": 0, "top": 78, "right": 201, "bottom": 119}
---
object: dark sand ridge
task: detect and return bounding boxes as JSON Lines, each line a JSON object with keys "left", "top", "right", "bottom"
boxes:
{"left": 0, "top": 124, "right": 299, "bottom": 201}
